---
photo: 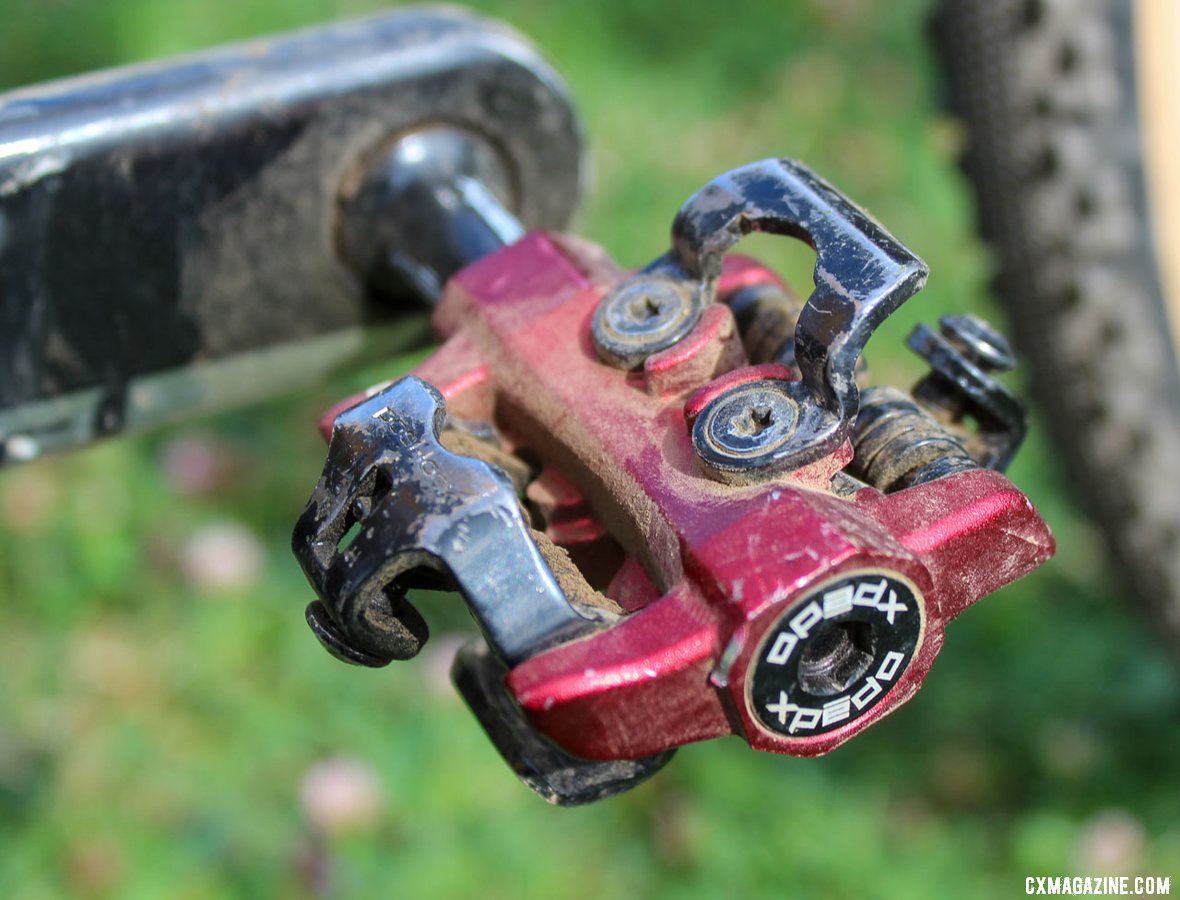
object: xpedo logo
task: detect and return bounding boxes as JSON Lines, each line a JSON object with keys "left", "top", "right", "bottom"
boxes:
{"left": 748, "top": 571, "right": 924, "bottom": 737}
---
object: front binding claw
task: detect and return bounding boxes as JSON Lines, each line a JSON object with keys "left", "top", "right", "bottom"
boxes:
{"left": 293, "top": 158, "right": 1054, "bottom": 805}
{"left": 293, "top": 375, "right": 674, "bottom": 803}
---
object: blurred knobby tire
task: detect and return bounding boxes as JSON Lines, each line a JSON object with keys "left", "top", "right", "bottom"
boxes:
{"left": 931, "top": 0, "right": 1180, "bottom": 650}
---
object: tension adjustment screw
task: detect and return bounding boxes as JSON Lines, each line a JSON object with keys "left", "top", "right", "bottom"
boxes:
{"left": 937, "top": 314, "right": 1015, "bottom": 373}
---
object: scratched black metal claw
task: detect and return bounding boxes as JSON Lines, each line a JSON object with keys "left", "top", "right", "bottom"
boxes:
{"left": 593, "top": 158, "right": 929, "bottom": 474}
{"left": 292, "top": 376, "right": 594, "bottom": 668}
{"left": 304, "top": 599, "right": 404, "bottom": 668}
{"left": 451, "top": 641, "right": 675, "bottom": 806}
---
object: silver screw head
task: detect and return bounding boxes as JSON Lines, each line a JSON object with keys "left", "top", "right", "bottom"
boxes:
{"left": 592, "top": 277, "right": 702, "bottom": 369}
{"left": 692, "top": 380, "right": 801, "bottom": 479}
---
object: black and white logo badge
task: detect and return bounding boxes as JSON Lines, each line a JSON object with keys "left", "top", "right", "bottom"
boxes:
{"left": 748, "top": 571, "right": 924, "bottom": 738}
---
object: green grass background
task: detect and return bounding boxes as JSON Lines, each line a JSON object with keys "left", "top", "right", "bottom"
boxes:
{"left": 1, "top": 1, "right": 1178, "bottom": 897}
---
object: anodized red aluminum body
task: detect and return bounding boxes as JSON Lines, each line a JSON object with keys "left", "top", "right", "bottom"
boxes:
{"left": 333, "top": 232, "right": 1055, "bottom": 762}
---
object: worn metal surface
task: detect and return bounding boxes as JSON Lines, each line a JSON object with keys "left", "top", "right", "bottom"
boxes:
{"left": 337, "top": 125, "right": 525, "bottom": 303}
{"left": 413, "top": 227, "right": 1049, "bottom": 765}
{"left": 591, "top": 277, "right": 701, "bottom": 370}
{"left": 0, "top": 7, "right": 585, "bottom": 462}
{"left": 451, "top": 641, "right": 674, "bottom": 806}
{"left": 690, "top": 379, "right": 802, "bottom": 480}
{"left": 594, "top": 158, "right": 929, "bottom": 470}
{"left": 291, "top": 376, "right": 595, "bottom": 668}
{"left": 848, "top": 386, "right": 978, "bottom": 493}
{"left": 299, "top": 161, "right": 1055, "bottom": 803}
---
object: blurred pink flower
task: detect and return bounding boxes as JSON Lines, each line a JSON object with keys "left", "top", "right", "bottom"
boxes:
{"left": 300, "top": 756, "right": 384, "bottom": 836}
{"left": 179, "top": 521, "right": 265, "bottom": 594}
{"left": 159, "top": 433, "right": 235, "bottom": 496}
{"left": 1074, "top": 809, "right": 1147, "bottom": 875}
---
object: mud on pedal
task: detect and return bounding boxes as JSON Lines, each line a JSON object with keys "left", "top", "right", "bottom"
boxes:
{"left": 293, "top": 158, "right": 1054, "bottom": 804}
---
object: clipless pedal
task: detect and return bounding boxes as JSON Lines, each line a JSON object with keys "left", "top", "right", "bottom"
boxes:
{"left": 293, "top": 158, "right": 1054, "bottom": 805}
